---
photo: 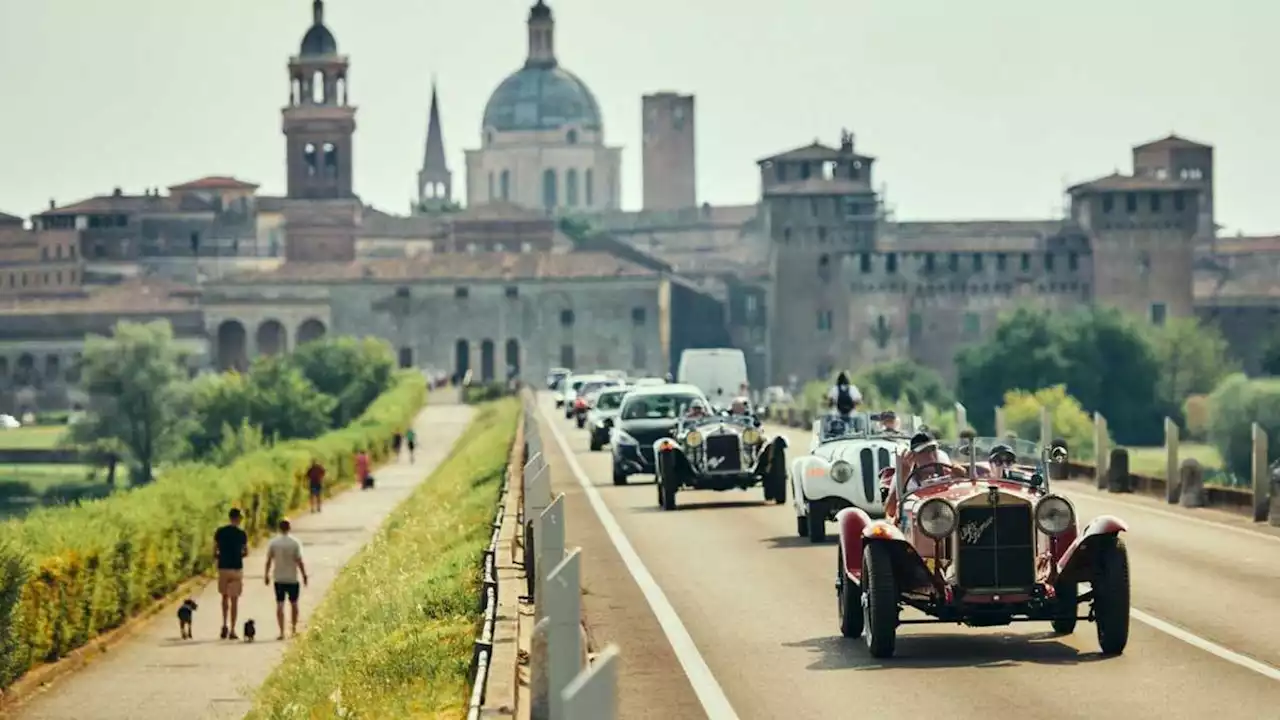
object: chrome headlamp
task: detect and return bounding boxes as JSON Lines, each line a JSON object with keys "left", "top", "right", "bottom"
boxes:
{"left": 1035, "top": 495, "right": 1074, "bottom": 535}
{"left": 742, "top": 428, "right": 761, "bottom": 445}
{"left": 685, "top": 430, "right": 703, "bottom": 447}
{"left": 830, "top": 460, "right": 854, "bottom": 483}
{"left": 917, "top": 498, "right": 957, "bottom": 539}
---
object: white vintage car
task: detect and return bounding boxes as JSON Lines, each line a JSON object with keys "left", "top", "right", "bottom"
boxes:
{"left": 788, "top": 412, "right": 918, "bottom": 542}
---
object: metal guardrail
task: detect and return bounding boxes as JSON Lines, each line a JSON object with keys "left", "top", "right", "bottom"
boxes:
{"left": 518, "top": 395, "right": 621, "bottom": 720}
{"left": 465, "top": 463, "right": 508, "bottom": 719}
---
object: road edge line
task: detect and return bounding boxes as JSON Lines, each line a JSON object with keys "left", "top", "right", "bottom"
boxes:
{"left": 1130, "top": 609, "right": 1280, "bottom": 682}
{"left": 538, "top": 400, "right": 740, "bottom": 720}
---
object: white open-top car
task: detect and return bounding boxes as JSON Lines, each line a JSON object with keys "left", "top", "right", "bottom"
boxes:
{"left": 789, "top": 411, "right": 920, "bottom": 542}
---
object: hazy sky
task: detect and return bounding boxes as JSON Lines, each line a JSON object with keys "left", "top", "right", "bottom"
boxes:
{"left": 1, "top": 1, "right": 1275, "bottom": 233}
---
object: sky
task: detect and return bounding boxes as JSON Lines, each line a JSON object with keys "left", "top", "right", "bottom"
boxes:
{"left": 0, "top": 0, "right": 1275, "bottom": 233}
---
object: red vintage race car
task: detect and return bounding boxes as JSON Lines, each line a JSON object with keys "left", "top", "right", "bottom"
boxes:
{"left": 834, "top": 430, "right": 1130, "bottom": 658}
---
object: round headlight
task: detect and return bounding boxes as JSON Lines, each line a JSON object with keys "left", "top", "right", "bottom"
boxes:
{"left": 685, "top": 430, "right": 703, "bottom": 446}
{"left": 742, "top": 428, "right": 761, "bottom": 445}
{"left": 830, "top": 460, "right": 854, "bottom": 483}
{"left": 917, "top": 499, "right": 957, "bottom": 539}
{"left": 1035, "top": 496, "right": 1074, "bottom": 535}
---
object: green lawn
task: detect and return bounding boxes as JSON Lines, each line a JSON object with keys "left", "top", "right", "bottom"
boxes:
{"left": 0, "top": 463, "right": 110, "bottom": 518}
{"left": 1119, "top": 442, "right": 1223, "bottom": 476}
{"left": 0, "top": 425, "right": 67, "bottom": 450}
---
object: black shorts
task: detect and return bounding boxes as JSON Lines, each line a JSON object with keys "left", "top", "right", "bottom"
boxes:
{"left": 309, "top": 482, "right": 322, "bottom": 496}
{"left": 407, "top": 440, "right": 416, "bottom": 450}
{"left": 274, "top": 582, "right": 301, "bottom": 603}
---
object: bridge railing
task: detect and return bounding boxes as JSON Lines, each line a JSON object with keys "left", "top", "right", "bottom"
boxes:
{"left": 465, "top": 417, "right": 513, "bottom": 719}
{"left": 519, "top": 395, "right": 621, "bottom": 720}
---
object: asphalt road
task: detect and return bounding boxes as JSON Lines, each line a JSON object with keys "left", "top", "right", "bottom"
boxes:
{"left": 537, "top": 394, "right": 1280, "bottom": 720}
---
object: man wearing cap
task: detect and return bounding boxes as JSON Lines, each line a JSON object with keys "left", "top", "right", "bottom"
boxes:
{"left": 884, "top": 433, "right": 964, "bottom": 518}
{"left": 213, "top": 508, "right": 249, "bottom": 640}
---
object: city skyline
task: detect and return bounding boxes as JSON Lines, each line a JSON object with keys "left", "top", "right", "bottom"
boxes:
{"left": 1, "top": 0, "right": 1275, "bottom": 232}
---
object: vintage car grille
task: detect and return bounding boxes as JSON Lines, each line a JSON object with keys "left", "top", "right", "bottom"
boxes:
{"left": 956, "top": 505, "right": 1035, "bottom": 589}
{"left": 704, "top": 434, "right": 742, "bottom": 472}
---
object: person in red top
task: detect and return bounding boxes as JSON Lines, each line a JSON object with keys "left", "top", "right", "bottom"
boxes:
{"left": 306, "top": 458, "right": 325, "bottom": 513}
{"left": 355, "top": 449, "right": 371, "bottom": 490}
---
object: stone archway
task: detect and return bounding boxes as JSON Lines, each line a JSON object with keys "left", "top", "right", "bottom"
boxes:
{"left": 216, "top": 320, "right": 248, "bottom": 372}
{"left": 256, "top": 319, "right": 287, "bottom": 357}
{"left": 296, "top": 318, "right": 327, "bottom": 345}
{"left": 454, "top": 339, "right": 470, "bottom": 381}
{"left": 505, "top": 339, "right": 521, "bottom": 379}
{"left": 480, "top": 340, "right": 496, "bottom": 382}
{"left": 15, "top": 353, "right": 37, "bottom": 387}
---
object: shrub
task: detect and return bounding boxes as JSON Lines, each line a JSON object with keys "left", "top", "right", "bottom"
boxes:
{"left": 1206, "top": 373, "right": 1280, "bottom": 478}
{"left": 248, "top": 398, "right": 519, "bottom": 718}
{"left": 1000, "top": 385, "right": 1103, "bottom": 460}
{"left": 1183, "top": 394, "right": 1211, "bottom": 441}
{"left": 463, "top": 381, "right": 511, "bottom": 404}
{"left": 0, "top": 371, "right": 426, "bottom": 689}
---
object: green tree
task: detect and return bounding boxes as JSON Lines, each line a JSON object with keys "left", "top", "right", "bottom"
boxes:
{"left": 67, "top": 321, "right": 194, "bottom": 484}
{"left": 1259, "top": 335, "right": 1280, "bottom": 376}
{"left": 854, "top": 360, "right": 954, "bottom": 410}
{"left": 1146, "top": 317, "right": 1235, "bottom": 416}
{"left": 244, "top": 355, "right": 336, "bottom": 442}
{"left": 187, "top": 371, "right": 256, "bottom": 460}
{"left": 1001, "top": 385, "right": 1104, "bottom": 460}
{"left": 1206, "top": 373, "right": 1280, "bottom": 478}
{"left": 289, "top": 337, "right": 395, "bottom": 426}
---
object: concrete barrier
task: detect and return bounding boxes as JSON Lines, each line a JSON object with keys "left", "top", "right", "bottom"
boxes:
{"left": 1179, "top": 459, "right": 1204, "bottom": 508}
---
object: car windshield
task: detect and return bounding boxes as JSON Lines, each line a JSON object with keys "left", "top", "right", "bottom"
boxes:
{"left": 579, "top": 381, "right": 617, "bottom": 396}
{"left": 595, "top": 391, "right": 627, "bottom": 410}
{"left": 621, "top": 393, "right": 703, "bottom": 420}
{"left": 944, "top": 436, "right": 1041, "bottom": 466}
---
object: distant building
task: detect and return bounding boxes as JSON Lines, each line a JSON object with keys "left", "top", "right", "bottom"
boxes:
{"left": 642, "top": 92, "right": 697, "bottom": 211}
{"left": 464, "top": 1, "right": 622, "bottom": 212}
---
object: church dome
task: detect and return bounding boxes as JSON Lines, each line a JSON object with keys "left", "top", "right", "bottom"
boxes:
{"left": 299, "top": 1, "right": 337, "bottom": 57}
{"left": 482, "top": 65, "right": 602, "bottom": 133}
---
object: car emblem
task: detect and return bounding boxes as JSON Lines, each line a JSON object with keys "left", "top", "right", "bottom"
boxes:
{"left": 959, "top": 517, "right": 994, "bottom": 544}
{"left": 707, "top": 456, "right": 725, "bottom": 469}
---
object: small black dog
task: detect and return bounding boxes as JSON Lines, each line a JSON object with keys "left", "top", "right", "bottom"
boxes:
{"left": 176, "top": 598, "right": 198, "bottom": 639}
{"left": 243, "top": 619, "right": 256, "bottom": 642}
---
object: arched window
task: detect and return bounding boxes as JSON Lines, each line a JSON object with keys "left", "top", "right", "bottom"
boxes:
{"left": 311, "top": 71, "right": 325, "bottom": 103}
{"left": 566, "top": 169, "right": 579, "bottom": 207}
{"left": 585, "top": 169, "right": 594, "bottom": 207}
{"left": 322, "top": 143, "right": 337, "bottom": 177}
{"left": 542, "top": 169, "right": 558, "bottom": 210}
{"left": 304, "top": 143, "right": 318, "bottom": 176}
{"left": 500, "top": 170, "right": 511, "bottom": 200}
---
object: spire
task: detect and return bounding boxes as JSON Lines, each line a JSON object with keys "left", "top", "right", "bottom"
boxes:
{"left": 525, "top": 0, "right": 556, "bottom": 67}
{"left": 313, "top": 0, "right": 324, "bottom": 24}
{"left": 417, "top": 79, "right": 453, "bottom": 212}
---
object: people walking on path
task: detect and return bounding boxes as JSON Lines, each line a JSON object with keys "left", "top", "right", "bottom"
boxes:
{"left": 391, "top": 430, "right": 403, "bottom": 460}
{"left": 263, "top": 518, "right": 308, "bottom": 640}
{"left": 213, "top": 508, "right": 249, "bottom": 640}
{"left": 355, "top": 448, "right": 371, "bottom": 490}
{"left": 405, "top": 427, "right": 417, "bottom": 463}
{"left": 306, "top": 458, "right": 326, "bottom": 513}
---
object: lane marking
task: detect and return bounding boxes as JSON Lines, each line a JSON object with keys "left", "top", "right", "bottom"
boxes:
{"left": 769, "top": 422, "right": 1280, "bottom": 680}
{"left": 539, "top": 400, "right": 740, "bottom": 720}
{"left": 1130, "top": 609, "right": 1280, "bottom": 682}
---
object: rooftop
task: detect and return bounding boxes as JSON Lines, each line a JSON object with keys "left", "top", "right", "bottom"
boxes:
{"left": 0, "top": 279, "right": 200, "bottom": 316}
{"left": 169, "top": 176, "right": 260, "bottom": 191}
{"left": 1134, "top": 134, "right": 1212, "bottom": 152}
{"left": 1067, "top": 172, "right": 1197, "bottom": 194}
{"left": 217, "top": 252, "right": 660, "bottom": 284}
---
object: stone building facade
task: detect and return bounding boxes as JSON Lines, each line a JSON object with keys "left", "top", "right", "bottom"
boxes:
{"left": 0, "top": 212, "right": 83, "bottom": 298}
{"left": 464, "top": 1, "right": 622, "bottom": 212}
{"left": 642, "top": 93, "right": 697, "bottom": 211}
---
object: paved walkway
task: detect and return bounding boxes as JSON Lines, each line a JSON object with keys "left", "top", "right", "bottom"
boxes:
{"left": 17, "top": 400, "right": 474, "bottom": 720}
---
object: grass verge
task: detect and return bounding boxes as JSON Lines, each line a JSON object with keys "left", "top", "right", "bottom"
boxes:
{"left": 247, "top": 396, "right": 519, "bottom": 719}
{"left": 0, "top": 426, "right": 65, "bottom": 450}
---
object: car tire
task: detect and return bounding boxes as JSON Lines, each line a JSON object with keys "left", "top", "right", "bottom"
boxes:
{"left": 764, "top": 447, "right": 787, "bottom": 505}
{"left": 1051, "top": 581, "right": 1079, "bottom": 635}
{"left": 837, "top": 546, "right": 864, "bottom": 639}
{"left": 807, "top": 501, "right": 827, "bottom": 543}
{"left": 1093, "top": 535, "right": 1131, "bottom": 655}
{"left": 796, "top": 515, "right": 808, "bottom": 538}
{"left": 576, "top": 415, "right": 586, "bottom": 429}
{"left": 658, "top": 453, "right": 678, "bottom": 511}
{"left": 590, "top": 437, "right": 602, "bottom": 452}
{"left": 612, "top": 468, "right": 628, "bottom": 485}
{"left": 862, "top": 541, "right": 898, "bottom": 658}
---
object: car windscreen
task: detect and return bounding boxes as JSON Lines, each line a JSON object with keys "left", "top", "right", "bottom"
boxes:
{"left": 621, "top": 393, "right": 703, "bottom": 420}
{"left": 595, "top": 391, "right": 627, "bottom": 410}
{"left": 579, "top": 381, "right": 618, "bottom": 396}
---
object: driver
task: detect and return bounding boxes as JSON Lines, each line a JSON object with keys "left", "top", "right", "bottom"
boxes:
{"left": 685, "top": 400, "right": 709, "bottom": 419}
{"left": 878, "top": 410, "right": 900, "bottom": 433}
{"left": 987, "top": 443, "right": 1017, "bottom": 478}
{"left": 729, "top": 397, "right": 750, "bottom": 415}
{"left": 885, "top": 433, "right": 964, "bottom": 518}
{"left": 825, "top": 372, "right": 862, "bottom": 415}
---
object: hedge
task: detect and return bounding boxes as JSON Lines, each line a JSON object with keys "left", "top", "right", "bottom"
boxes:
{"left": 0, "top": 370, "right": 427, "bottom": 689}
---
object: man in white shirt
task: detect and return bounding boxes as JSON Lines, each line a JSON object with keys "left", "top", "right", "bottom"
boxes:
{"left": 825, "top": 372, "right": 863, "bottom": 415}
{"left": 263, "top": 518, "right": 308, "bottom": 640}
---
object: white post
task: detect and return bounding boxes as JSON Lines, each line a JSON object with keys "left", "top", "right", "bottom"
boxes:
{"left": 547, "top": 549, "right": 584, "bottom": 720}
{"left": 954, "top": 403, "right": 967, "bottom": 438}
{"left": 994, "top": 407, "right": 1006, "bottom": 437}
{"left": 529, "top": 617, "right": 551, "bottom": 720}
{"left": 1252, "top": 423, "right": 1269, "bottom": 523}
{"left": 535, "top": 493, "right": 566, "bottom": 619}
{"left": 1164, "top": 417, "right": 1180, "bottom": 504}
{"left": 1039, "top": 405, "right": 1052, "bottom": 448}
{"left": 1094, "top": 413, "right": 1109, "bottom": 489}
{"left": 564, "top": 644, "right": 621, "bottom": 720}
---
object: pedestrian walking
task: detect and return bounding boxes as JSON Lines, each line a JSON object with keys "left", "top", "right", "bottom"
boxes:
{"left": 213, "top": 508, "right": 249, "bottom": 640}
{"left": 391, "top": 430, "right": 403, "bottom": 460}
{"left": 263, "top": 518, "right": 308, "bottom": 640}
{"left": 405, "top": 427, "right": 417, "bottom": 463}
{"left": 355, "top": 448, "right": 371, "bottom": 489}
{"left": 306, "top": 457, "right": 325, "bottom": 513}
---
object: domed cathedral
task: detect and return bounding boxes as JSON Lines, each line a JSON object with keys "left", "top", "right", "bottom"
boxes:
{"left": 281, "top": 0, "right": 361, "bottom": 262}
{"left": 464, "top": 1, "right": 622, "bottom": 212}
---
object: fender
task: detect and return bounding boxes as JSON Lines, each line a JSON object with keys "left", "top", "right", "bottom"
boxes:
{"left": 797, "top": 456, "right": 834, "bottom": 500}
{"left": 835, "top": 507, "right": 873, "bottom": 579}
{"left": 1055, "top": 515, "right": 1128, "bottom": 584}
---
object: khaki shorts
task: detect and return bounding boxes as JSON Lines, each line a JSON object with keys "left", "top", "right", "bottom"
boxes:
{"left": 218, "top": 569, "right": 244, "bottom": 597}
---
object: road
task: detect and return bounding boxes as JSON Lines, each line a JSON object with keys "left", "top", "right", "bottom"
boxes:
{"left": 536, "top": 394, "right": 1280, "bottom": 720}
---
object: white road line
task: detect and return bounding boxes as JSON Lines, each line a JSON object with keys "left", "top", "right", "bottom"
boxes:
{"left": 538, "top": 401, "right": 740, "bottom": 720}
{"left": 1130, "top": 609, "right": 1280, "bottom": 682}
{"left": 1063, "top": 486, "right": 1280, "bottom": 545}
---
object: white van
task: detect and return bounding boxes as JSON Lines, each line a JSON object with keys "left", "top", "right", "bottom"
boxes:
{"left": 677, "top": 348, "right": 749, "bottom": 409}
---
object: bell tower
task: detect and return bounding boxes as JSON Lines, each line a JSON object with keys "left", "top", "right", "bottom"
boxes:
{"left": 281, "top": 0, "right": 359, "bottom": 262}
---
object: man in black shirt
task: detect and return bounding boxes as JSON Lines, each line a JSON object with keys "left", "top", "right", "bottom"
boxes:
{"left": 213, "top": 508, "right": 249, "bottom": 640}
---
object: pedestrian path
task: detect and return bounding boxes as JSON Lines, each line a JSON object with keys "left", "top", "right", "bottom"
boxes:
{"left": 16, "top": 400, "right": 474, "bottom": 720}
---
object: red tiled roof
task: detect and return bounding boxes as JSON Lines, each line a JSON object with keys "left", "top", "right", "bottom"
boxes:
{"left": 36, "top": 193, "right": 174, "bottom": 216}
{"left": 218, "top": 252, "right": 660, "bottom": 284}
{"left": 0, "top": 279, "right": 200, "bottom": 316}
{"left": 168, "top": 176, "right": 260, "bottom": 191}
{"left": 1133, "top": 134, "right": 1212, "bottom": 152}
{"left": 1067, "top": 172, "right": 1196, "bottom": 194}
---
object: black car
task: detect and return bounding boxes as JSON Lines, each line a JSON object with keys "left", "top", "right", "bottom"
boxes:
{"left": 609, "top": 384, "right": 707, "bottom": 486}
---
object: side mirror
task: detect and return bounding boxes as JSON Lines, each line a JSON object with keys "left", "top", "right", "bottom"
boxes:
{"left": 1029, "top": 473, "right": 1045, "bottom": 489}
